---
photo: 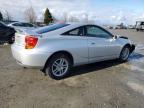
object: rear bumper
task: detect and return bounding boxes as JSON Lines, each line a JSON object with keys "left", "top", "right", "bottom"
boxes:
{"left": 11, "top": 44, "right": 52, "bottom": 67}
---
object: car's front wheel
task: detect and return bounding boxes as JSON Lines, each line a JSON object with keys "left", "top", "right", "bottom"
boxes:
{"left": 45, "top": 53, "right": 72, "bottom": 80}
{"left": 119, "top": 46, "right": 130, "bottom": 62}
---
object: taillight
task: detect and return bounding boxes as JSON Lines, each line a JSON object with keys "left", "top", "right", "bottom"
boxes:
{"left": 25, "top": 36, "right": 38, "bottom": 49}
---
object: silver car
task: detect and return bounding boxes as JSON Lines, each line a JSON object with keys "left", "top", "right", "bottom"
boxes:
{"left": 11, "top": 23, "right": 135, "bottom": 79}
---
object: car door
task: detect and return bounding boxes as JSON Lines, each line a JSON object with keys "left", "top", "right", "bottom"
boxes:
{"left": 62, "top": 26, "right": 89, "bottom": 65}
{"left": 85, "top": 25, "right": 121, "bottom": 62}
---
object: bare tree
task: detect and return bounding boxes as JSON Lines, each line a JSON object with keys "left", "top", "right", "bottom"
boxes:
{"left": 24, "top": 6, "right": 37, "bottom": 23}
{"left": 83, "top": 13, "right": 88, "bottom": 23}
{"left": 62, "top": 12, "right": 68, "bottom": 22}
{"left": 68, "top": 16, "right": 79, "bottom": 22}
{"left": 4, "top": 10, "right": 12, "bottom": 21}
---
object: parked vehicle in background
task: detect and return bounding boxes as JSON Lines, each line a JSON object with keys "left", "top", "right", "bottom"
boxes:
{"left": 0, "top": 21, "right": 16, "bottom": 44}
{"left": 11, "top": 23, "right": 135, "bottom": 79}
{"left": 128, "top": 25, "right": 135, "bottom": 29}
{"left": 114, "top": 25, "right": 127, "bottom": 29}
{"left": 136, "top": 21, "right": 144, "bottom": 31}
{"left": 8, "top": 22, "right": 37, "bottom": 30}
{"left": 106, "top": 25, "right": 113, "bottom": 29}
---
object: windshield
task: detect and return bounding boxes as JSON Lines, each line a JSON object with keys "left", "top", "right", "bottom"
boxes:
{"left": 35, "top": 23, "right": 69, "bottom": 34}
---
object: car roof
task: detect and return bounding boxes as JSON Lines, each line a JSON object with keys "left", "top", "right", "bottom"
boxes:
{"left": 33, "top": 22, "right": 102, "bottom": 36}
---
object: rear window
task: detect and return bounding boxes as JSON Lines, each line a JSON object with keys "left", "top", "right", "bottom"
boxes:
{"left": 35, "top": 23, "right": 69, "bottom": 34}
{"left": 23, "top": 23, "right": 34, "bottom": 27}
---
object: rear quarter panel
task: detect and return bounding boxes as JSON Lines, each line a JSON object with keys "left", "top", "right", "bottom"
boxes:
{"left": 36, "top": 35, "right": 89, "bottom": 66}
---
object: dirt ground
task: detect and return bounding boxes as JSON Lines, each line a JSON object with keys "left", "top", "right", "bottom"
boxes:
{"left": 0, "top": 29, "right": 144, "bottom": 108}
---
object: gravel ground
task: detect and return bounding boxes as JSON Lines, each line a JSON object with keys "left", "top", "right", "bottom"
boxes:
{"left": 0, "top": 29, "right": 144, "bottom": 108}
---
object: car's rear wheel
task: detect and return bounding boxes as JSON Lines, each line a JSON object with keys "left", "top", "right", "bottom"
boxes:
{"left": 8, "top": 35, "right": 15, "bottom": 44}
{"left": 119, "top": 46, "right": 130, "bottom": 62}
{"left": 45, "top": 53, "right": 72, "bottom": 80}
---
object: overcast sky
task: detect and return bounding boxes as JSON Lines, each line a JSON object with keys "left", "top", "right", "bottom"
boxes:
{"left": 0, "top": 0, "right": 144, "bottom": 25}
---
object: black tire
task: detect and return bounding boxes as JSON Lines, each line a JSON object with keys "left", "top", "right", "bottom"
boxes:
{"left": 8, "top": 35, "right": 15, "bottom": 44}
{"left": 119, "top": 46, "right": 130, "bottom": 62}
{"left": 44, "top": 53, "right": 72, "bottom": 80}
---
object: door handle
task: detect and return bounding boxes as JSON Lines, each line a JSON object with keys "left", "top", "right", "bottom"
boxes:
{"left": 91, "top": 42, "right": 95, "bottom": 45}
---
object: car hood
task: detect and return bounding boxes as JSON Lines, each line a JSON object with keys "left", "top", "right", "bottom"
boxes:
{"left": 116, "top": 35, "right": 135, "bottom": 46}
{"left": 118, "top": 36, "right": 128, "bottom": 39}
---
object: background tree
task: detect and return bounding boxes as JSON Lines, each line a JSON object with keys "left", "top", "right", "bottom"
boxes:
{"left": 0, "top": 12, "right": 3, "bottom": 21}
{"left": 69, "top": 16, "right": 79, "bottom": 22}
{"left": 24, "top": 6, "right": 37, "bottom": 23}
{"left": 62, "top": 12, "right": 68, "bottom": 22}
{"left": 4, "top": 10, "right": 12, "bottom": 21}
{"left": 44, "top": 8, "right": 53, "bottom": 25}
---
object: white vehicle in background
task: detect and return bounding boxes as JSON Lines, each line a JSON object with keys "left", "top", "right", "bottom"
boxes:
{"left": 113, "top": 25, "right": 127, "bottom": 29}
{"left": 136, "top": 21, "right": 144, "bottom": 31}
{"left": 11, "top": 23, "right": 135, "bottom": 80}
{"left": 8, "top": 22, "right": 37, "bottom": 30}
{"left": 128, "top": 25, "right": 135, "bottom": 29}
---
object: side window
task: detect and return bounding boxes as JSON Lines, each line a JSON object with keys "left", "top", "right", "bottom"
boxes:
{"left": 63, "top": 27, "right": 83, "bottom": 36}
{"left": 68, "top": 29, "right": 79, "bottom": 35}
{"left": 141, "top": 22, "right": 144, "bottom": 25}
{"left": 13, "top": 23, "right": 22, "bottom": 26}
{"left": 24, "top": 23, "right": 34, "bottom": 27}
{"left": 86, "top": 26, "right": 112, "bottom": 39}
{"left": 21, "top": 23, "right": 27, "bottom": 27}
